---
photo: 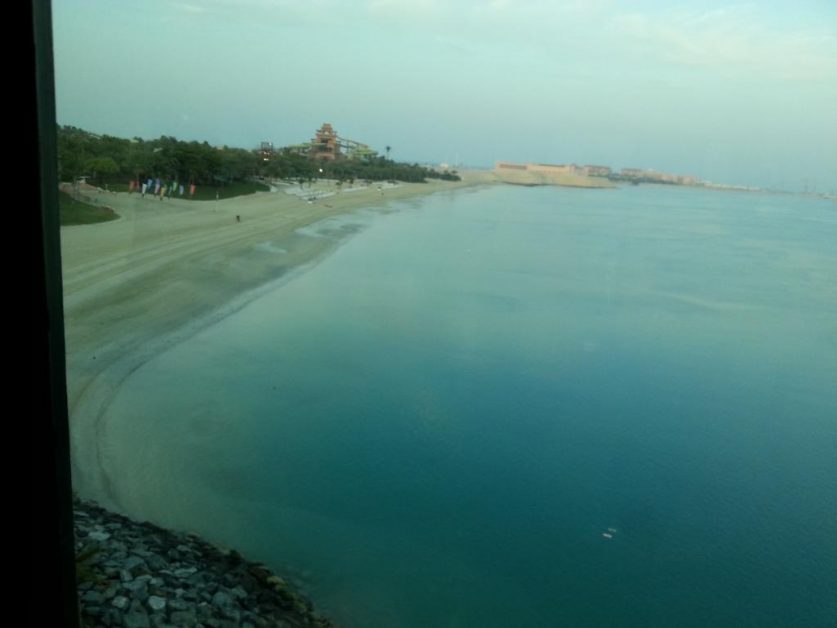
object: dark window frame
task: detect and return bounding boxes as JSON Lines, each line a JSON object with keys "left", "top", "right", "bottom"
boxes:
{"left": 30, "top": 0, "right": 79, "bottom": 624}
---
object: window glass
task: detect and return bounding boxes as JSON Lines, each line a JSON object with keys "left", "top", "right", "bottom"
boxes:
{"left": 54, "top": 2, "right": 837, "bottom": 626}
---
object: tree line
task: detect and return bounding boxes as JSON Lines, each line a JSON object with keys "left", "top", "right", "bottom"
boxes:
{"left": 57, "top": 126, "right": 460, "bottom": 187}
{"left": 316, "top": 156, "right": 460, "bottom": 184}
{"left": 57, "top": 126, "right": 260, "bottom": 186}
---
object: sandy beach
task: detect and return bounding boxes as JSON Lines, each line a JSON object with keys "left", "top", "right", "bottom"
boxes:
{"left": 62, "top": 172, "right": 492, "bottom": 508}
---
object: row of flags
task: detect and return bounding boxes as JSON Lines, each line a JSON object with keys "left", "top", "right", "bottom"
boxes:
{"left": 128, "top": 179, "right": 198, "bottom": 198}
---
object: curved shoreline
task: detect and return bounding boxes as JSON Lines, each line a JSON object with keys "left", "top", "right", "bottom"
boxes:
{"left": 62, "top": 174, "right": 491, "bottom": 512}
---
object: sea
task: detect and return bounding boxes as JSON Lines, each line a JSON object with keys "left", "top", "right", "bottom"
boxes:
{"left": 102, "top": 183, "right": 837, "bottom": 627}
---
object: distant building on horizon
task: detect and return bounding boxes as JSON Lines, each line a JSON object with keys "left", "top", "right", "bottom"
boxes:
{"left": 618, "top": 167, "right": 700, "bottom": 186}
{"left": 583, "top": 165, "right": 612, "bottom": 177}
{"left": 305, "top": 123, "right": 378, "bottom": 162}
{"left": 497, "top": 162, "right": 583, "bottom": 176}
{"left": 311, "top": 123, "right": 340, "bottom": 161}
{"left": 258, "top": 141, "right": 275, "bottom": 162}
{"left": 494, "top": 161, "right": 613, "bottom": 188}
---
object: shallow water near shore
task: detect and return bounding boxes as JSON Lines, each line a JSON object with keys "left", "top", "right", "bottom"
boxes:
{"left": 102, "top": 184, "right": 836, "bottom": 627}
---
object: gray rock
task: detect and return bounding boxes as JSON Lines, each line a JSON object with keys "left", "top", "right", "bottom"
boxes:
{"left": 147, "top": 554, "right": 168, "bottom": 571}
{"left": 147, "top": 595, "right": 167, "bottom": 612}
{"left": 148, "top": 613, "right": 171, "bottom": 628}
{"left": 169, "top": 610, "right": 198, "bottom": 626}
{"left": 104, "top": 608, "right": 124, "bottom": 625}
{"left": 123, "top": 613, "right": 151, "bottom": 628}
{"left": 168, "top": 598, "right": 190, "bottom": 612}
{"left": 123, "top": 600, "right": 151, "bottom": 628}
{"left": 211, "top": 590, "right": 235, "bottom": 609}
{"left": 82, "top": 590, "right": 105, "bottom": 604}
{"left": 89, "top": 530, "right": 111, "bottom": 542}
{"left": 125, "top": 555, "right": 148, "bottom": 574}
{"left": 112, "top": 595, "right": 130, "bottom": 609}
{"left": 174, "top": 567, "right": 198, "bottom": 578}
{"left": 123, "top": 578, "right": 150, "bottom": 602}
{"left": 196, "top": 602, "right": 213, "bottom": 621}
{"left": 83, "top": 604, "right": 102, "bottom": 617}
{"left": 182, "top": 589, "right": 199, "bottom": 601}
{"left": 73, "top": 496, "right": 337, "bottom": 628}
{"left": 124, "top": 578, "right": 149, "bottom": 594}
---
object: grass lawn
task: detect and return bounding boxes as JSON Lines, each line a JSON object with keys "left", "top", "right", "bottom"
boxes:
{"left": 59, "top": 191, "right": 120, "bottom": 225}
{"left": 188, "top": 180, "right": 270, "bottom": 201}
{"left": 103, "top": 182, "right": 130, "bottom": 193}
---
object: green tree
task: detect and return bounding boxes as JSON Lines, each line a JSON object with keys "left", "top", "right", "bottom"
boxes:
{"left": 85, "top": 157, "right": 119, "bottom": 184}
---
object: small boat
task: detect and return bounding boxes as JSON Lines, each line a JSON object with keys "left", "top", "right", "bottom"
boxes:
{"left": 602, "top": 533, "right": 613, "bottom": 539}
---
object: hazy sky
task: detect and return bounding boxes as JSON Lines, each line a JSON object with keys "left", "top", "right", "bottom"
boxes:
{"left": 53, "top": 0, "right": 837, "bottom": 191}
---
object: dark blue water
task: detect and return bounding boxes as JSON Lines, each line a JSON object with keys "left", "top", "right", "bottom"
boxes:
{"left": 107, "top": 185, "right": 837, "bottom": 627}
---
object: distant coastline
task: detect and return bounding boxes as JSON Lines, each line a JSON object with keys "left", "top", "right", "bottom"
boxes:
{"left": 493, "top": 162, "right": 614, "bottom": 188}
{"left": 490, "top": 161, "right": 829, "bottom": 195}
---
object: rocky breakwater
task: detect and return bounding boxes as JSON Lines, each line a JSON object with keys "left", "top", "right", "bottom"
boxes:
{"left": 73, "top": 498, "right": 335, "bottom": 627}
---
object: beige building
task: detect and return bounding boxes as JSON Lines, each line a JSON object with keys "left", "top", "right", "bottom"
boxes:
{"left": 583, "top": 165, "right": 612, "bottom": 177}
{"left": 311, "top": 123, "right": 340, "bottom": 161}
{"left": 494, "top": 161, "right": 613, "bottom": 188}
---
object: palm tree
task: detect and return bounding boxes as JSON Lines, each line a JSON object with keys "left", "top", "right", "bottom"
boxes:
{"left": 385, "top": 145, "right": 391, "bottom": 161}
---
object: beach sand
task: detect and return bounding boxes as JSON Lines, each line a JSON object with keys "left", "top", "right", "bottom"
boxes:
{"left": 61, "top": 172, "right": 492, "bottom": 507}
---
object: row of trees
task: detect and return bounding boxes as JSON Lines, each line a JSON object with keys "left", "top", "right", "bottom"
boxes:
{"left": 318, "top": 156, "right": 459, "bottom": 184}
{"left": 56, "top": 126, "right": 460, "bottom": 187}
{"left": 57, "top": 126, "right": 261, "bottom": 186}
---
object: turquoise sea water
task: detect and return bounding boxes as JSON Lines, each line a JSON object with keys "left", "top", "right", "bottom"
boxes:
{"left": 105, "top": 185, "right": 837, "bottom": 627}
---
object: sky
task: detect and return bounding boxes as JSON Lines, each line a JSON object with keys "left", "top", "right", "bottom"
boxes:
{"left": 52, "top": 0, "right": 837, "bottom": 191}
